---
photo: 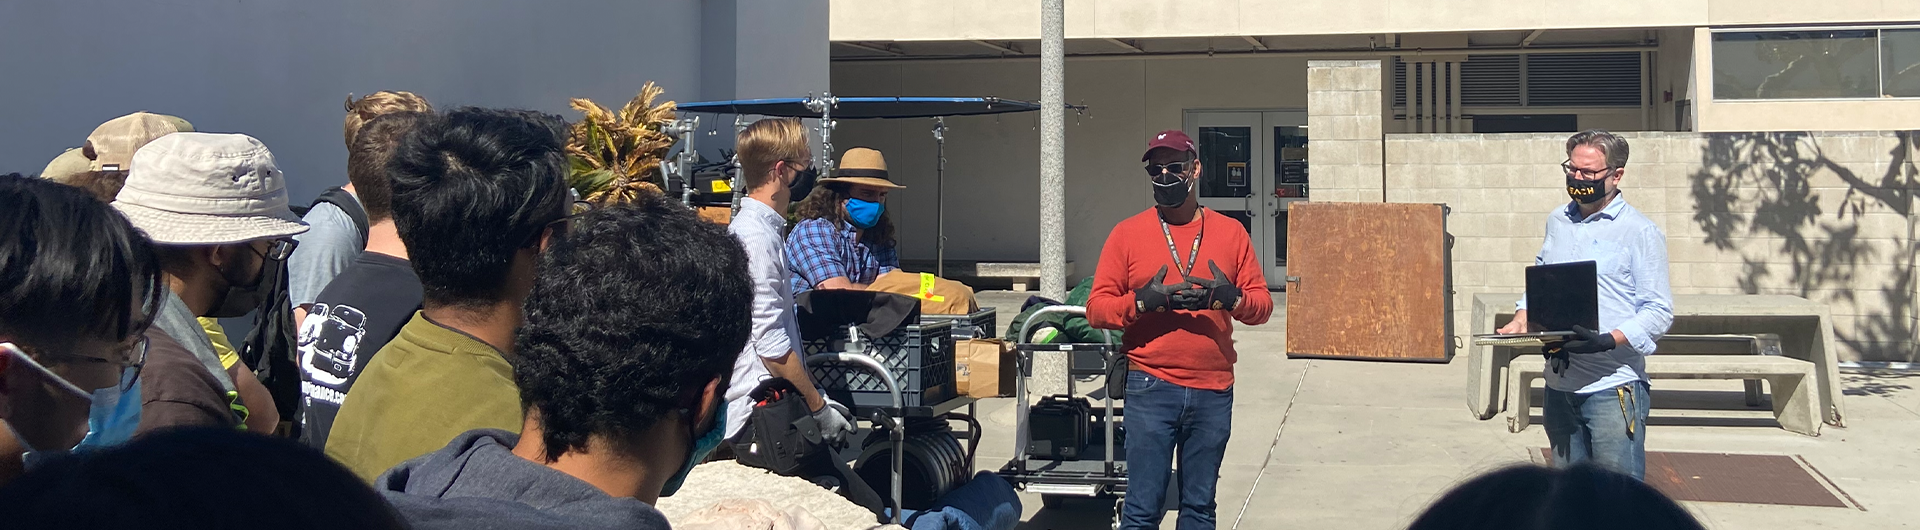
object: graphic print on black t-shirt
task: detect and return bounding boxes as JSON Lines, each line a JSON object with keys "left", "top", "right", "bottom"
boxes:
{"left": 303, "top": 303, "right": 368, "bottom": 386}
{"left": 296, "top": 252, "right": 423, "bottom": 449}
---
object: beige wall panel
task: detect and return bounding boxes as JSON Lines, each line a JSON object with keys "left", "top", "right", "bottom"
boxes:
{"left": 1540, "top": 0, "right": 1709, "bottom": 28}
{"left": 1700, "top": 100, "right": 1920, "bottom": 133}
{"left": 1090, "top": 0, "right": 1243, "bottom": 38}
{"left": 1239, "top": 0, "right": 1391, "bottom": 35}
{"left": 831, "top": 0, "right": 950, "bottom": 42}
{"left": 833, "top": 0, "right": 1908, "bottom": 41}
{"left": 1706, "top": 0, "right": 1894, "bottom": 25}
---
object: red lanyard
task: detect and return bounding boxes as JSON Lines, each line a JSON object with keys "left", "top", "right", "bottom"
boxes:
{"left": 1158, "top": 208, "right": 1205, "bottom": 277}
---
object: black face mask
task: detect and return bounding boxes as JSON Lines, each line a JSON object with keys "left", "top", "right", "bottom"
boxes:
{"left": 206, "top": 247, "right": 274, "bottom": 318}
{"left": 788, "top": 166, "right": 818, "bottom": 199}
{"left": 1566, "top": 174, "right": 1607, "bottom": 205}
{"left": 1152, "top": 174, "right": 1192, "bottom": 208}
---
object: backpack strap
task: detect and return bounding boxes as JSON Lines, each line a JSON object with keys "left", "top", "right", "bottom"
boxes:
{"left": 311, "top": 187, "right": 370, "bottom": 248}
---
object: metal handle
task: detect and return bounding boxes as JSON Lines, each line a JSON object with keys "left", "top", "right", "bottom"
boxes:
{"left": 805, "top": 351, "right": 904, "bottom": 524}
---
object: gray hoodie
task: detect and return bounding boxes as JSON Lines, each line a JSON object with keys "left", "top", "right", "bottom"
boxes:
{"left": 376, "top": 429, "right": 672, "bottom": 530}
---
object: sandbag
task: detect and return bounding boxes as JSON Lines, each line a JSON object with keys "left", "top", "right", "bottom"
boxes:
{"left": 868, "top": 271, "right": 977, "bottom": 315}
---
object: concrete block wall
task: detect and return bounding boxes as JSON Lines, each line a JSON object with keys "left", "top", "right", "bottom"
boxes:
{"left": 1306, "top": 60, "right": 1384, "bottom": 203}
{"left": 1381, "top": 131, "right": 1920, "bottom": 363}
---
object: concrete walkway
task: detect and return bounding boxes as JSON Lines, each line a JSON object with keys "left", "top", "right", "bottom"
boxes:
{"left": 968, "top": 291, "right": 1920, "bottom": 529}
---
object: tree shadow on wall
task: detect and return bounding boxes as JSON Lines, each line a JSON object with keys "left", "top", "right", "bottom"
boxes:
{"left": 1688, "top": 132, "right": 1920, "bottom": 362}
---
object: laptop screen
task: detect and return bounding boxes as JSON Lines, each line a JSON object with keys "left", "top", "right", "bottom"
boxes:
{"left": 1525, "top": 261, "right": 1599, "bottom": 333}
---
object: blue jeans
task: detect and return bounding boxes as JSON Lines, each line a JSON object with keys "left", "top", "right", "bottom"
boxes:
{"left": 1120, "top": 371, "right": 1233, "bottom": 530}
{"left": 1544, "top": 379, "right": 1651, "bottom": 480}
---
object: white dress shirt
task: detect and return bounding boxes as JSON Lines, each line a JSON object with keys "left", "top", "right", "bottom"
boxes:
{"left": 724, "top": 198, "right": 805, "bottom": 439}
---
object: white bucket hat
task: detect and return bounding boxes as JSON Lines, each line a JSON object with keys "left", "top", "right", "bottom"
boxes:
{"left": 112, "top": 132, "right": 309, "bottom": 245}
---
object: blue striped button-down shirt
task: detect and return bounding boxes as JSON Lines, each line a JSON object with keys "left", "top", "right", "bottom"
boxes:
{"left": 786, "top": 218, "right": 898, "bottom": 294}
{"left": 1517, "top": 194, "right": 1674, "bottom": 393}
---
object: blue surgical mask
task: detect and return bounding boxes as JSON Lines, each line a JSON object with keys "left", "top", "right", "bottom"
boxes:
{"left": 18, "top": 367, "right": 142, "bottom": 468}
{"left": 73, "top": 367, "right": 142, "bottom": 453}
{"left": 660, "top": 405, "right": 727, "bottom": 497}
{"left": 845, "top": 198, "right": 885, "bottom": 229}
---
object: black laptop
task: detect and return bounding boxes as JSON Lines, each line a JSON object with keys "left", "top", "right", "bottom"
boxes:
{"left": 1481, "top": 261, "right": 1599, "bottom": 340}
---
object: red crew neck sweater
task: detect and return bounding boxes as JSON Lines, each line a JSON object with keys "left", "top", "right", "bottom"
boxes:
{"left": 1086, "top": 207, "right": 1273, "bottom": 390}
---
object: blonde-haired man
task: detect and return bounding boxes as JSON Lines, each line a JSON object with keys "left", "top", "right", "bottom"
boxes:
{"left": 723, "top": 119, "right": 880, "bottom": 513}
{"left": 290, "top": 91, "right": 433, "bottom": 325}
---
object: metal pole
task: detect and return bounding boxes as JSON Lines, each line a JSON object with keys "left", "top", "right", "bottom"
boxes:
{"left": 1039, "top": 0, "right": 1066, "bottom": 301}
{"left": 1031, "top": 0, "right": 1071, "bottom": 400}
{"left": 934, "top": 118, "right": 948, "bottom": 277}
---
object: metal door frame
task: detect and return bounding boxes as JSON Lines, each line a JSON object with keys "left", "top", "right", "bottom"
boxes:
{"left": 1183, "top": 110, "right": 1306, "bottom": 288}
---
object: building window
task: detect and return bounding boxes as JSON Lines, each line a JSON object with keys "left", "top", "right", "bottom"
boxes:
{"left": 1393, "top": 52, "right": 1643, "bottom": 108}
{"left": 1712, "top": 27, "right": 1920, "bottom": 100}
{"left": 1885, "top": 29, "right": 1920, "bottom": 98}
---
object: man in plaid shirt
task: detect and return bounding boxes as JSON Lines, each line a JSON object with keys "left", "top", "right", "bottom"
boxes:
{"left": 786, "top": 147, "right": 903, "bottom": 294}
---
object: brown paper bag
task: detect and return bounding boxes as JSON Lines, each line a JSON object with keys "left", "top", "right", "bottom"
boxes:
{"left": 955, "top": 339, "right": 1014, "bottom": 398}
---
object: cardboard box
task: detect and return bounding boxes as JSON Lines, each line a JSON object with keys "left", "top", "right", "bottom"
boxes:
{"left": 955, "top": 339, "right": 1015, "bottom": 398}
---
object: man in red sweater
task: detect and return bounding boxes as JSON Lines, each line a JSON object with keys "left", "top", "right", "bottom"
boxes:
{"left": 1087, "top": 129, "right": 1273, "bottom": 530}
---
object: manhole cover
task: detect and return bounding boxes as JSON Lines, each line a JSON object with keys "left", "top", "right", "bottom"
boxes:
{"left": 1532, "top": 449, "right": 1857, "bottom": 509}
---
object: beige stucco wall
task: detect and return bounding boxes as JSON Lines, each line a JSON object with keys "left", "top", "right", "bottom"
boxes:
{"left": 831, "top": 0, "right": 1920, "bottom": 42}
{"left": 1382, "top": 132, "right": 1920, "bottom": 362}
{"left": 1309, "top": 61, "right": 1386, "bottom": 203}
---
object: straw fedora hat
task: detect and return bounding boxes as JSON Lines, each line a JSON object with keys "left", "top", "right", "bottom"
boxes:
{"left": 820, "top": 147, "right": 904, "bottom": 189}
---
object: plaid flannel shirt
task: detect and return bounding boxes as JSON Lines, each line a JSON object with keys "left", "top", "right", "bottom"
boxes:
{"left": 786, "top": 218, "right": 898, "bottom": 293}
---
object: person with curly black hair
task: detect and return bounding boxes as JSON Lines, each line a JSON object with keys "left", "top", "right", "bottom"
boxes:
{"left": 374, "top": 197, "right": 751, "bottom": 530}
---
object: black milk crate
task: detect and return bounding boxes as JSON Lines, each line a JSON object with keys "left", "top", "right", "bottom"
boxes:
{"left": 920, "top": 308, "right": 997, "bottom": 340}
{"left": 804, "top": 320, "right": 957, "bottom": 411}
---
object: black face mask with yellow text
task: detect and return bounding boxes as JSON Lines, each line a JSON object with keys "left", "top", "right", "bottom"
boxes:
{"left": 1566, "top": 175, "right": 1606, "bottom": 204}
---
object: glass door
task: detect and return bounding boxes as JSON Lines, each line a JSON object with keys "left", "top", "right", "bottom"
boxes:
{"left": 1264, "top": 111, "right": 1309, "bottom": 287}
{"left": 1184, "top": 111, "right": 1307, "bottom": 289}
{"left": 1185, "top": 112, "right": 1267, "bottom": 287}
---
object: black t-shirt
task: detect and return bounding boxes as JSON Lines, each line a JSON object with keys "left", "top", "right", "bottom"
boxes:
{"left": 296, "top": 251, "right": 423, "bottom": 449}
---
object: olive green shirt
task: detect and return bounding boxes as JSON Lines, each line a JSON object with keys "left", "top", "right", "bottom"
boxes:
{"left": 325, "top": 312, "right": 523, "bottom": 482}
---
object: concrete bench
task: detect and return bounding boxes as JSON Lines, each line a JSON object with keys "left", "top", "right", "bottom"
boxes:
{"left": 899, "top": 260, "right": 1073, "bottom": 291}
{"left": 1505, "top": 355, "right": 1821, "bottom": 437}
{"left": 1469, "top": 293, "right": 1847, "bottom": 428}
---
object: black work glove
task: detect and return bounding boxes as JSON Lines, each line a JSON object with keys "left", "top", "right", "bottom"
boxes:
{"left": 1560, "top": 325, "right": 1617, "bottom": 354}
{"left": 1181, "top": 261, "right": 1244, "bottom": 312}
{"left": 1134, "top": 266, "right": 1192, "bottom": 314}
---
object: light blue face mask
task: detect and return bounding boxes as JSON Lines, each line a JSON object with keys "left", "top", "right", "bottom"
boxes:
{"left": 660, "top": 404, "right": 727, "bottom": 497}
{"left": 845, "top": 198, "right": 885, "bottom": 229}
{"left": 18, "top": 366, "right": 142, "bottom": 468}
{"left": 73, "top": 367, "right": 142, "bottom": 453}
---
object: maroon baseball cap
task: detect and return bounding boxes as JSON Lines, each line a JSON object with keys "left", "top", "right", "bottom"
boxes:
{"left": 1142, "top": 129, "right": 1196, "bottom": 161}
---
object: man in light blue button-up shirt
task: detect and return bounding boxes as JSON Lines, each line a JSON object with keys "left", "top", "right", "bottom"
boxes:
{"left": 1498, "top": 130, "right": 1673, "bottom": 480}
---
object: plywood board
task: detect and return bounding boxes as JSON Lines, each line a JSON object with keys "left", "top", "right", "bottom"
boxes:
{"left": 1285, "top": 202, "right": 1448, "bottom": 361}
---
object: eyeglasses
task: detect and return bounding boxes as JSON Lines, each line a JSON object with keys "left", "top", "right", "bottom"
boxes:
{"left": 1561, "top": 160, "right": 1618, "bottom": 180}
{"left": 40, "top": 337, "right": 148, "bottom": 392}
{"left": 1144, "top": 161, "right": 1194, "bottom": 178}
{"left": 247, "top": 239, "right": 298, "bottom": 261}
{"left": 540, "top": 200, "right": 597, "bottom": 240}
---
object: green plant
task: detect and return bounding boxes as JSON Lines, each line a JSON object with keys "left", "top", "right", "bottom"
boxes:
{"left": 566, "top": 82, "right": 677, "bottom": 205}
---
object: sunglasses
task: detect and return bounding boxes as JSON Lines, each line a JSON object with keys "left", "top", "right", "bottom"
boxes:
{"left": 245, "top": 239, "right": 298, "bottom": 262}
{"left": 536, "top": 200, "right": 597, "bottom": 241}
{"left": 1144, "top": 160, "right": 1194, "bottom": 178}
